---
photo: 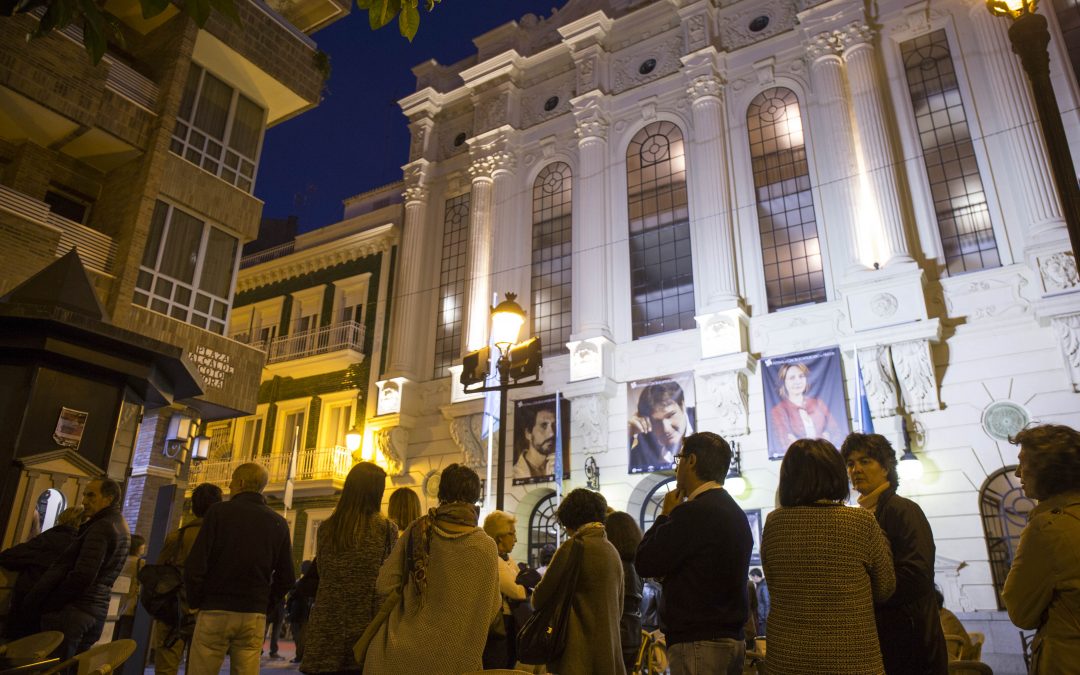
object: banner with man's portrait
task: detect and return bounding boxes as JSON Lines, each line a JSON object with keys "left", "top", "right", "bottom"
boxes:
{"left": 627, "top": 372, "right": 697, "bottom": 474}
{"left": 512, "top": 394, "right": 571, "bottom": 485}
{"left": 762, "top": 347, "right": 849, "bottom": 460}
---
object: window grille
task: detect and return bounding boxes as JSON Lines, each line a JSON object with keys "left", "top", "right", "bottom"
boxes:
{"left": 639, "top": 477, "right": 676, "bottom": 532}
{"left": 170, "top": 64, "right": 266, "bottom": 193}
{"left": 626, "top": 121, "right": 696, "bottom": 339}
{"left": 901, "top": 30, "right": 999, "bottom": 275}
{"left": 527, "top": 492, "right": 560, "bottom": 568}
{"left": 747, "top": 87, "right": 825, "bottom": 312}
{"left": 134, "top": 200, "right": 239, "bottom": 335}
{"left": 433, "top": 193, "right": 470, "bottom": 378}
{"left": 532, "top": 162, "right": 573, "bottom": 357}
{"left": 979, "top": 465, "right": 1032, "bottom": 610}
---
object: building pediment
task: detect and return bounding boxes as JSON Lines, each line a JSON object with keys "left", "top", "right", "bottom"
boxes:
{"left": 17, "top": 447, "right": 103, "bottom": 478}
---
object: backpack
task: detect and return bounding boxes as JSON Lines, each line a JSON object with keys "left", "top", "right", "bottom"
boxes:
{"left": 138, "top": 562, "right": 184, "bottom": 624}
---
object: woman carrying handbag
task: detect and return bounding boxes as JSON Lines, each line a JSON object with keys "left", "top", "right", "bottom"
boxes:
{"left": 528, "top": 488, "right": 626, "bottom": 675}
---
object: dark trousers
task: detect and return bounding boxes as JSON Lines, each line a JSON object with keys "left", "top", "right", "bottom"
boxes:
{"left": 40, "top": 605, "right": 104, "bottom": 660}
{"left": 290, "top": 621, "right": 306, "bottom": 660}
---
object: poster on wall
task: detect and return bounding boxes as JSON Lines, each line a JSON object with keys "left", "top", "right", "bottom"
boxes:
{"left": 53, "top": 407, "right": 89, "bottom": 449}
{"left": 762, "top": 347, "right": 849, "bottom": 460}
{"left": 745, "top": 508, "right": 763, "bottom": 566}
{"left": 513, "top": 394, "right": 571, "bottom": 485}
{"left": 627, "top": 372, "right": 697, "bottom": 474}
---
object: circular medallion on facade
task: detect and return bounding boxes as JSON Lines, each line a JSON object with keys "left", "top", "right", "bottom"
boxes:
{"left": 544, "top": 96, "right": 559, "bottom": 111}
{"left": 453, "top": 132, "right": 467, "bottom": 147}
{"left": 638, "top": 59, "right": 657, "bottom": 75}
{"left": 423, "top": 469, "right": 442, "bottom": 499}
{"left": 870, "top": 292, "right": 899, "bottom": 318}
{"left": 749, "top": 15, "right": 770, "bottom": 32}
{"left": 981, "top": 401, "right": 1031, "bottom": 441}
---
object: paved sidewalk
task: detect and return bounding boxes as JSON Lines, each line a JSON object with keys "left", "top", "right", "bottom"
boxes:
{"left": 144, "top": 638, "right": 303, "bottom": 675}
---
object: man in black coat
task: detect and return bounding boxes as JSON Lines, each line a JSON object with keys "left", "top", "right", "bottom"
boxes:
{"left": 0, "top": 506, "right": 84, "bottom": 639}
{"left": 185, "top": 462, "right": 294, "bottom": 674}
{"left": 843, "top": 433, "right": 948, "bottom": 675}
{"left": 29, "top": 478, "right": 130, "bottom": 659}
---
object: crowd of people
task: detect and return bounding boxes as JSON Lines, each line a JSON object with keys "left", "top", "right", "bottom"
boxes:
{"left": 1, "top": 422, "right": 1078, "bottom": 675}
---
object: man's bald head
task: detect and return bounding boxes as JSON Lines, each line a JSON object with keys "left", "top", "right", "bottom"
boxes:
{"left": 230, "top": 462, "right": 269, "bottom": 495}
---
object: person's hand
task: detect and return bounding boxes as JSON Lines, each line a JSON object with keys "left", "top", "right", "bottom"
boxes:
{"left": 661, "top": 488, "right": 686, "bottom": 516}
{"left": 629, "top": 413, "right": 652, "bottom": 436}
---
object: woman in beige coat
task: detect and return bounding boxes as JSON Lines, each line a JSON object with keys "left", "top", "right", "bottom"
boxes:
{"left": 532, "top": 488, "right": 626, "bottom": 675}
{"left": 1003, "top": 424, "right": 1080, "bottom": 674}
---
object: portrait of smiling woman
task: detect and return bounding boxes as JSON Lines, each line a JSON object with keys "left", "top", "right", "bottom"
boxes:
{"left": 768, "top": 361, "right": 841, "bottom": 457}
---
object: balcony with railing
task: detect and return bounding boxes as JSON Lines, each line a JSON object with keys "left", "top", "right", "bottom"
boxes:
{"left": 188, "top": 445, "right": 355, "bottom": 492}
{"left": 239, "top": 240, "right": 296, "bottom": 269}
{"left": 231, "top": 320, "right": 366, "bottom": 371}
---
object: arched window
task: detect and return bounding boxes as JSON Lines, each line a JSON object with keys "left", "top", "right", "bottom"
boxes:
{"left": 532, "top": 163, "right": 573, "bottom": 357}
{"left": 626, "top": 122, "right": 695, "bottom": 340}
{"left": 979, "top": 465, "right": 1032, "bottom": 609}
{"left": 901, "top": 30, "right": 999, "bottom": 275}
{"left": 747, "top": 88, "right": 825, "bottom": 312}
{"left": 639, "top": 477, "right": 675, "bottom": 532}
{"left": 528, "top": 492, "right": 560, "bottom": 568}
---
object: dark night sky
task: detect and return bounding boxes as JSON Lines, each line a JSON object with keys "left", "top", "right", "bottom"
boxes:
{"left": 255, "top": 1, "right": 569, "bottom": 233}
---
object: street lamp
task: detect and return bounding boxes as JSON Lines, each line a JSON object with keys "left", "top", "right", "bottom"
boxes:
{"left": 460, "top": 292, "right": 543, "bottom": 510}
{"left": 988, "top": 0, "right": 1080, "bottom": 262}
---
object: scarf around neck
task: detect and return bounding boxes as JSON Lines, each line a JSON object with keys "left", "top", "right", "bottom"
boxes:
{"left": 406, "top": 502, "right": 479, "bottom": 601}
{"left": 858, "top": 481, "right": 891, "bottom": 511}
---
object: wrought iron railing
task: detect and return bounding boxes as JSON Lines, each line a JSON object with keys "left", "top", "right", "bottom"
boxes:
{"left": 188, "top": 445, "right": 354, "bottom": 488}
{"left": 266, "top": 320, "right": 365, "bottom": 363}
{"left": 239, "top": 240, "right": 296, "bottom": 268}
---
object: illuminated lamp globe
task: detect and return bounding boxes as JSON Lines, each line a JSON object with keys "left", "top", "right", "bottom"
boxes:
{"left": 986, "top": 0, "right": 1037, "bottom": 19}
{"left": 725, "top": 474, "right": 748, "bottom": 497}
{"left": 345, "top": 426, "right": 363, "bottom": 453}
{"left": 897, "top": 450, "right": 925, "bottom": 484}
{"left": 491, "top": 293, "right": 526, "bottom": 351}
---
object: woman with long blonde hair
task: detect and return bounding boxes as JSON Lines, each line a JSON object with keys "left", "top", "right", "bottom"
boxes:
{"left": 301, "top": 462, "right": 397, "bottom": 675}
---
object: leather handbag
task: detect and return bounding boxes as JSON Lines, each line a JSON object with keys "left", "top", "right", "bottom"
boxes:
{"left": 516, "top": 536, "right": 585, "bottom": 665}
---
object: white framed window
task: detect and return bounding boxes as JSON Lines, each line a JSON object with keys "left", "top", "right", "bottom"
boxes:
{"left": 333, "top": 274, "right": 370, "bottom": 326}
{"left": 171, "top": 64, "right": 266, "bottom": 192}
{"left": 276, "top": 400, "right": 310, "bottom": 456}
{"left": 531, "top": 162, "right": 573, "bottom": 357}
{"left": 321, "top": 400, "right": 355, "bottom": 449}
{"left": 237, "top": 413, "right": 266, "bottom": 459}
{"left": 434, "top": 193, "right": 470, "bottom": 378}
{"left": 205, "top": 421, "right": 232, "bottom": 461}
{"left": 230, "top": 298, "right": 284, "bottom": 348}
{"left": 303, "top": 507, "right": 335, "bottom": 561}
{"left": 134, "top": 200, "right": 240, "bottom": 335}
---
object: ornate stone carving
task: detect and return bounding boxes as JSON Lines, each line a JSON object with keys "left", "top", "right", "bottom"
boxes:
{"left": 686, "top": 14, "right": 708, "bottom": 51}
{"left": 571, "top": 394, "right": 607, "bottom": 454}
{"left": 686, "top": 75, "right": 723, "bottom": 103}
{"left": 718, "top": 1, "right": 798, "bottom": 51}
{"left": 1051, "top": 313, "right": 1080, "bottom": 391}
{"left": 573, "top": 98, "right": 610, "bottom": 142}
{"left": 840, "top": 22, "right": 875, "bottom": 49}
{"left": 402, "top": 163, "right": 429, "bottom": 204}
{"left": 408, "top": 125, "right": 426, "bottom": 162}
{"left": 1038, "top": 251, "right": 1079, "bottom": 293}
{"left": 578, "top": 56, "right": 597, "bottom": 93}
{"left": 468, "top": 150, "right": 515, "bottom": 180}
{"left": 475, "top": 91, "right": 510, "bottom": 133}
{"left": 870, "top": 293, "right": 899, "bottom": 318}
{"left": 703, "top": 371, "right": 749, "bottom": 438}
{"left": 807, "top": 29, "right": 845, "bottom": 60}
{"left": 981, "top": 401, "right": 1030, "bottom": 441}
{"left": 611, "top": 35, "right": 684, "bottom": 94}
{"left": 373, "top": 426, "right": 408, "bottom": 476}
{"left": 857, "top": 346, "right": 898, "bottom": 419}
{"left": 891, "top": 340, "right": 940, "bottom": 413}
{"left": 448, "top": 413, "right": 485, "bottom": 469}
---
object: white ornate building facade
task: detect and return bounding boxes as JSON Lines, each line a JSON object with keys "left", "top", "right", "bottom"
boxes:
{"left": 388, "top": 0, "right": 1079, "bottom": 660}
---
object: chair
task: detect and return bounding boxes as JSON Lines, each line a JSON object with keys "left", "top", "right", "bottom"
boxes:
{"left": 944, "top": 633, "right": 968, "bottom": 661}
{"left": 39, "top": 640, "right": 135, "bottom": 675}
{"left": 948, "top": 660, "right": 993, "bottom": 674}
{"left": 963, "top": 631, "right": 985, "bottom": 661}
{"left": 0, "top": 632, "right": 64, "bottom": 663}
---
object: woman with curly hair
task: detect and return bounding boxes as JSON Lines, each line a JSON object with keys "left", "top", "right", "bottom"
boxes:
{"left": 1003, "top": 423, "right": 1080, "bottom": 673}
{"left": 362, "top": 464, "right": 500, "bottom": 674}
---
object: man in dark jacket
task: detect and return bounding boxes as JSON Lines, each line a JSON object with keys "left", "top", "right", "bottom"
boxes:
{"left": 185, "top": 463, "right": 294, "bottom": 674}
{"left": 636, "top": 432, "right": 753, "bottom": 675}
{"left": 843, "top": 433, "right": 948, "bottom": 674}
{"left": 29, "top": 478, "right": 130, "bottom": 659}
{"left": 0, "top": 506, "right": 83, "bottom": 639}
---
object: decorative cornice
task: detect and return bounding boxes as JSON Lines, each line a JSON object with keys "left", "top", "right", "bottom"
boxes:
{"left": 236, "top": 229, "right": 397, "bottom": 292}
{"left": 686, "top": 74, "right": 724, "bottom": 103}
{"left": 807, "top": 22, "right": 873, "bottom": 60}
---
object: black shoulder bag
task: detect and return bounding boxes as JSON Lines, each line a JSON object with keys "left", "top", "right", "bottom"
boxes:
{"left": 516, "top": 536, "right": 584, "bottom": 665}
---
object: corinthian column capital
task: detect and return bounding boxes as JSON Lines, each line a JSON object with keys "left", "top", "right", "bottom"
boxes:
{"left": 686, "top": 74, "right": 724, "bottom": 103}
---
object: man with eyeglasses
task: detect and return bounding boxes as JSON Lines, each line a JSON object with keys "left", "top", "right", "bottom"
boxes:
{"left": 636, "top": 432, "right": 753, "bottom": 675}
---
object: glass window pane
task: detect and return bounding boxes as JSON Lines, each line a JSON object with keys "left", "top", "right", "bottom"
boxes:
{"left": 159, "top": 207, "right": 204, "bottom": 283}
{"left": 193, "top": 72, "right": 233, "bottom": 141}
{"left": 200, "top": 227, "right": 239, "bottom": 298}
{"left": 531, "top": 162, "right": 573, "bottom": 357}
{"left": 142, "top": 200, "right": 169, "bottom": 267}
{"left": 433, "top": 193, "right": 470, "bottom": 378}
{"left": 230, "top": 95, "right": 264, "bottom": 159}
{"left": 177, "top": 65, "right": 201, "bottom": 122}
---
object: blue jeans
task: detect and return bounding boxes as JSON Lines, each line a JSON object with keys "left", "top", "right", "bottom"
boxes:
{"left": 668, "top": 638, "right": 745, "bottom": 675}
{"left": 40, "top": 605, "right": 103, "bottom": 661}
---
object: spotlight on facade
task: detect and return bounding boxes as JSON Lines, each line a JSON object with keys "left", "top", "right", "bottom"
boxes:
{"left": 460, "top": 345, "right": 491, "bottom": 387}
{"left": 986, "top": 0, "right": 1036, "bottom": 19}
{"left": 346, "top": 425, "right": 363, "bottom": 453}
{"left": 191, "top": 435, "right": 211, "bottom": 462}
{"left": 508, "top": 337, "right": 543, "bottom": 380}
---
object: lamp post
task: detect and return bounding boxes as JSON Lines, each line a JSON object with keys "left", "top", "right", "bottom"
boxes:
{"left": 490, "top": 294, "right": 527, "bottom": 511}
{"left": 988, "top": 0, "right": 1080, "bottom": 261}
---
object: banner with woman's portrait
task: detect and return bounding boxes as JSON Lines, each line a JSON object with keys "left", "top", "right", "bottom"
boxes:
{"left": 762, "top": 347, "right": 849, "bottom": 460}
{"left": 627, "top": 372, "right": 697, "bottom": 474}
{"left": 512, "top": 394, "right": 571, "bottom": 485}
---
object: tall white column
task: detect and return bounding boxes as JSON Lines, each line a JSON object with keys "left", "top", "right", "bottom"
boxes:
{"left": 386, "top": 161, "right": 430, "bottom": 380}
{"left": 464, "top": 156, "right": 496, "bottom": 352}
{"left": 686, "top": 71, "right": 739, "bottom": 308}
{"left": 843, "top": 24, "right": 913, "bottom": 266}
{"left": 806, "top": 36, "right": 863, "bottom": 274}
{"left": 490, "top": 152, "right": 523, "bottom": 320}
{"left": 969, "top": 5, "right": 1066, "bottom": 247}
{"left": 572, "top": 95, "right": 612, "bottom": 339}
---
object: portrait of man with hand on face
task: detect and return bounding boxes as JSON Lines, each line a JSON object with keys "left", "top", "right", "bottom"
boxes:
{"left": 628, "top": 374, "right": 697, "bottom": 474}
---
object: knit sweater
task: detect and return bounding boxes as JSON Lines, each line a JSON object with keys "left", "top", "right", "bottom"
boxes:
{"left": 762, "top": 504, "right": 896, "bottom": 675}
{"left": 636, "top": 488, "right": 753, "bottom": 645}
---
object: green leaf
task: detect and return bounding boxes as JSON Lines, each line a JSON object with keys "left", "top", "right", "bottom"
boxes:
{"left": 78, "top": 0, "right": 107, "bottom": 64}
{"left": 208, "top": 0, "right": 239, "bottom": 23}
{"left": 398, "top": 0, "right": 418, "bottom": 41}
{"left": 139, "top": 0, "right": 171, "bottom": 19}
{"left": 187, "top": 0, "right": 211, "bottom": 26}
{"left": 368, "top": 0, "right": 400, "bottom": 30}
